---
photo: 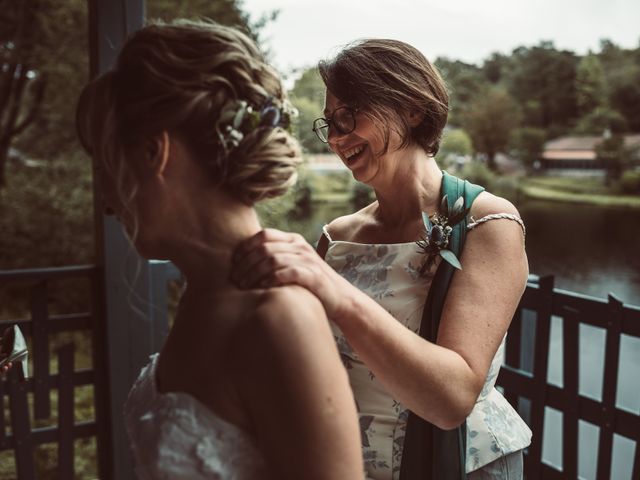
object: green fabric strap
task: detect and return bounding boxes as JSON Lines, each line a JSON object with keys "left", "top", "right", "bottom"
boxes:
{"left": 399, "top": 171, "right": 485, "bottom": 480}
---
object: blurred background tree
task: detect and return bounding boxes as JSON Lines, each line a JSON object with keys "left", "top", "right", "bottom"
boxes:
{"left": 0, "top": 0, "right": 274, "bottom": 271}
{"left": 288, "top": 67, "right": 329, "bottom": 153}
{"left": 463, "top": 87, "right": 521, "bottom": 169}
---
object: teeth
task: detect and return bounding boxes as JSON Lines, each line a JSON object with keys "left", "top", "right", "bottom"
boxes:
{"left": 344, "top": 145, "right": 365, "bottom": 160}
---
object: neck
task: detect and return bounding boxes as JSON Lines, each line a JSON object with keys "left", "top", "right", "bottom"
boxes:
{"left": 372, "top": 149, "right": 443, "bottom": 227}
{"left": 165, "top": 195, "right": 262, "bottom": 293}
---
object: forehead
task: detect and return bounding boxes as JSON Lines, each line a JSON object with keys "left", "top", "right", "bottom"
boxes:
{"left": 323, "top": 91, "right": 346, "bottom": 115}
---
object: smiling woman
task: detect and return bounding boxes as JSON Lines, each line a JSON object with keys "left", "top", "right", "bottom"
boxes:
{"left": 232, "top": 38, "right": 531, "bottom": 480}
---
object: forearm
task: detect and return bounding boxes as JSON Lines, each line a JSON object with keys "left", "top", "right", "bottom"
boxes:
{"left": 334, "top": 293, "right": 481, "bottom": 430}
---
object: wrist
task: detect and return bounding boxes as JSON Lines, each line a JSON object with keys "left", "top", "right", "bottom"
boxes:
{"left": 331, "top": 284, "right": 365, "bottom": 331}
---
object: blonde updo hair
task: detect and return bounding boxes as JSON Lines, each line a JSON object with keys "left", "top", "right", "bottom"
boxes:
{"left": 76, "top": 19, "right": 302, "bottom": 205}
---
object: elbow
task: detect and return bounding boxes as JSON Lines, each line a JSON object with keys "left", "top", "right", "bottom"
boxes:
{"left": 433, "top": 408, "right": 471, "bottom": 431}
{"left": 432, "top": 389, "right": 479, "bottom": 431}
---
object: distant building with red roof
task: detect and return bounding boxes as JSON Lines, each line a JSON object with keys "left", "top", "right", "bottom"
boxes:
{"left": 540, "top": 134, "right": 640, "bottom": 173}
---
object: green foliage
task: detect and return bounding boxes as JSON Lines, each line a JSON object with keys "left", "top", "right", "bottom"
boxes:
{"left": 619, "top": 170, "right": 640, "bottom": 194}
{"left": 463, "top": 87, "right": 521, "bottom": 168}
{"left": 289, "top": 67, "right": 328, "bottom": 153}
{"left": 482, "top": 52, "right": 511, "bottom": 84}
{"left": 9, "top": 0, "right": 88, "bottom": 161}
{"left": 458, "top": 160, "right": 496, "bottom": 190}
{"left": 506, "top": 42, "right": 578, "bottom": 130}
{"left": 608, "top": 65, "right": 640, "bottom": 132}
{"left": 573, "top": 107, "right": 628, "bottom": 135}
{"left": 147, "top": 0, "right": 261, "bottom": 41}
{"left": 0, "top": 152, "right": 93, "bottom": 270}
{"left": 292, "top": 96, "right": 328, "bottom": 153}
{"left": 439, "top": 129, "right": 473, "bottom": 158}
{"left": 435, "top": 57, "right": 487, "bottom": 127}
{"left": 290, "top": 67, "right": 326, "bottom": 105}
{"left": 595, "top": 134, "right": 628, "bottom": 183}
{"left": 575, "top": 54, "right": 606, "bottom": 116}
{"left": 510, "top": 127, "right": 546, "bottom": 169}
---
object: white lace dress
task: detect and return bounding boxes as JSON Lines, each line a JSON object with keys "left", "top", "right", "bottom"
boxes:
{"left": 124, "top": 354, "right": 269, "bottom": 480}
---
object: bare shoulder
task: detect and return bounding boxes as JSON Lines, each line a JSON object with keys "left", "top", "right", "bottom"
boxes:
{"left": 230, "top": 286, "right": 332, "bottom": 364}
{"left": 464, "top": 191, "right": 526, "bottom": 259}
{"left": 252, "top": 286, "right": 326, "bottom": 332}
{"left": 326, "top": 201, "right": 376, "bottom": 242}
{"left": 469, "top": 191, "right": 521, "bottom": 220}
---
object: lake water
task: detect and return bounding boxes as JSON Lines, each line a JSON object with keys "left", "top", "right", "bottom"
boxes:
{"left": 286, "top": 196, "right": 640, "bottom": 479}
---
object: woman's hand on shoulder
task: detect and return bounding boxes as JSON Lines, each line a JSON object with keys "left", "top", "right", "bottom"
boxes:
{"left": 230, "top": 286, "right": 363, "bottom": 480}
{"left": 231, "top": 228, "right": 359, "bottom": 319}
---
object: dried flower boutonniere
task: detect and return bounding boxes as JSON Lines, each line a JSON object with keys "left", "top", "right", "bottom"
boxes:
{"left": 416, "top": 194, "right": 469, "bottom": 276}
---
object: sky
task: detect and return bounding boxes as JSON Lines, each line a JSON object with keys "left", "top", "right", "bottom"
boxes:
{"left": 242, "top": 0, "right": 640, "bottom": 81}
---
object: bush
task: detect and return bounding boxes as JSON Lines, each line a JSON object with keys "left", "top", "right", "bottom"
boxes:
{"left": 619, "top": 170, "right": 640, "bottom": 194}
{"left": 0, "top": 151, "right": 94, "bottom": 270}
{"left": 458, "top": 160, "right": 497, "bottom": 190}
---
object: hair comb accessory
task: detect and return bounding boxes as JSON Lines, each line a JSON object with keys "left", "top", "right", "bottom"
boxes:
{"left": 215, "top": 97, "right": 299, "bottom": 153}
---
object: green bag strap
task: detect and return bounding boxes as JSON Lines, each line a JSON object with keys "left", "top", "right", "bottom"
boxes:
{"left": 399, "top": 171, "right": 485, "bottom": 480}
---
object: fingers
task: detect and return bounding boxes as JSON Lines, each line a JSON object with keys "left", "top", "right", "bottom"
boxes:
{"left": 234, "top": 228, "right": 304, "bottom": 260}
{"left": 234, "top": 252, "right": 315, "bottom": 289}
{"left": 232, "top": 229, "right": 316, "bottom": 289}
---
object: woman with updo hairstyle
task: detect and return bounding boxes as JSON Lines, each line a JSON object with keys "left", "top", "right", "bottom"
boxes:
{"left": 233, "top": 39, "right": 532, "bottom": 479}
{"left": 76, "top": 20, "right": 363, "bottom": 480}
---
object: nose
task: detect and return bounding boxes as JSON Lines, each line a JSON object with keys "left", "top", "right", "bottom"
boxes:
{"left": 327, "top": 125, "right": 347, "bottom": 149}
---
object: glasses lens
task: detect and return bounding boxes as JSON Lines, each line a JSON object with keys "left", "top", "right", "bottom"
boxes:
{"left": 333, "top": 107, "right": 356, "bottom": 134}
{"left": 313, "top": 118, "right": 330, "bottom": 143}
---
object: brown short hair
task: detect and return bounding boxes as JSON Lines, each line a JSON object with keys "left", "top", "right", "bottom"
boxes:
{"left": 319, "top": 39, "right": 448, "bottom": 156}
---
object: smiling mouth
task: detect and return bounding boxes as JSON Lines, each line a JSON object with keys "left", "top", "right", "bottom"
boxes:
{"left": 343, "top": 144, "right": 366, "bottom": 164}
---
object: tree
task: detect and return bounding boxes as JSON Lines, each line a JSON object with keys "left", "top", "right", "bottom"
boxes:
{"left": 510, "top": 127, "right": 546, "bottom": 171}
{"left": 463, "top": 87, "right": 521, "bottom": 170}
{"left": 292, "top": 96, "right": 327, "bottom": 153}
{"left": 595, "top": 133, "right": 628, "bottom": 185}
{"left": 289, "top": 67, "right": 326, "bottom": 105}
{"left": 289, "top": 67, "right": 329, "bottom": 153}
{"left": 0, "top": 0, "right": 47, "bottom": 187}
{"left": 573, "top": 107, "right": 628, "bottom": 135}
{"left": 0, "top": 0, "right": 270, "bottom": 188}
{"left": 483, "top": 52, "right": 510, "bottom": 84}
{"left": 608, "top": 65, "right": 640, "bottom": 132}
{"left": 435, "top": 57, "right": 487, "bottom": 127}
{"left": 148, "top": 0, "right": 265, "bottom": 43}
{"left": 507, "top": 42, "right": 578, "bottom": 130}
{"left": 437, "top": 129, "right": 472, "bottom": 165}
{"left": 575, "top": 54, "right": 606, "bottom": 116}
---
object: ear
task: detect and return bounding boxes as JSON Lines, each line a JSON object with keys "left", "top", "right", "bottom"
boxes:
{"left": 407, "top": 109, "right": 425, "bottom": 128}
{"left": 145, "top": 131, "right": 170, "bottom": 177}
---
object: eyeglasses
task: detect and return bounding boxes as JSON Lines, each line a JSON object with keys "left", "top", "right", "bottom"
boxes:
{"left": 312, "top": 106, "right": 358, "bottom": 143}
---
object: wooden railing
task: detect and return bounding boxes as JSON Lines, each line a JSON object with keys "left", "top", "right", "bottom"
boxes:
{"left": 1, "top": 267, "right": 638, "bottom": 479}
{"left": 0, "top": 266, "right": 102, "bottom": 479}
{"left": 498, "top": 275, "right": 640, "bottom": 480}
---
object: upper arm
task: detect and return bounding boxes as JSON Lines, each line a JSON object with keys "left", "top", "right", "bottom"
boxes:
{"left": 437, "top": 192, "right": 528, "bottom": 391}
{"left": 233, "top": 287, "right": 363, "bottom": 480}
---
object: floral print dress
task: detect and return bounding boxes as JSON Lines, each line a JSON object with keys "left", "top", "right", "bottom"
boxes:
{"left": 323, "top": 227, "right": 532, "bottom": 480}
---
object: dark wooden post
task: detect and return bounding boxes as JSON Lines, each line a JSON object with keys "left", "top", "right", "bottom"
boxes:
{"left": 526, "top": 275, "right": 554, "bottom": 479}
{"left": 561, "top": 306, "right": 579, "bottom": 479}
{"left": 596, "top": 294, "right": 623, "bottom": 480}
{"left": 87, "top": 2, "right": 149, "bottom": 479}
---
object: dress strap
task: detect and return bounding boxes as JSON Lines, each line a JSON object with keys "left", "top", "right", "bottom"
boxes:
{"left": 467, "top": 213, "right": 526, "bottom": 237}
{"left": 321, "top": 224, "right": 334, "bottom": 242}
